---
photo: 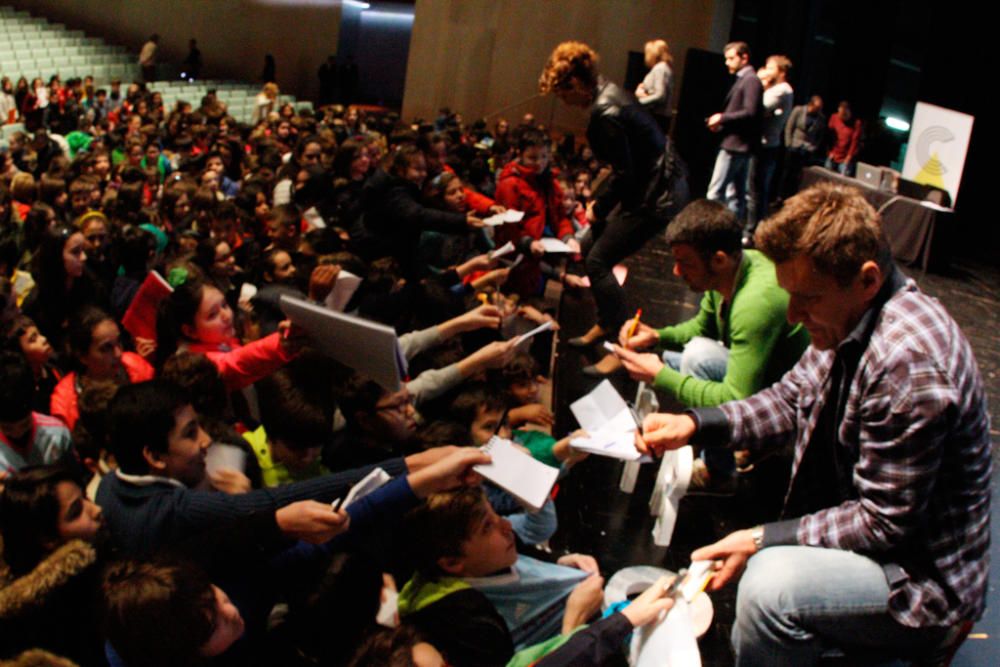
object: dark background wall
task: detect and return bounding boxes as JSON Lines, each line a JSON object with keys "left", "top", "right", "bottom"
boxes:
{"left": 724, "top": 0, "right": 992, "bottom": 256}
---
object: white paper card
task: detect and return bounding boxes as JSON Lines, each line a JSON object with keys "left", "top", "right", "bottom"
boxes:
{"left": 483, "top": 210, "right": 525, "bottom": 226}
{"left": 205, "top": 443, "right": 247, "bottom": 475}
{"left": 514, "top": 319, "right": 554, "bottom": 346}
{"left": 325, "top": 270, "right": 363, "bottom": 312}
{"left": 490, "top": 241, "right": 516, "bottom": 259}
{"left": 474, "top": 436, "right": 559, "bottom": 512}
{"left": 538, "top": 238, "right": 572, "bottom": 253}
{"left": 570, "top": 380, "right": 630, "bottom": 433}
{"left": 631, "top": 596, "right": 702, "bottom": 667}
{"left": 343, "top": 467, "right": 391, "bottom": 508}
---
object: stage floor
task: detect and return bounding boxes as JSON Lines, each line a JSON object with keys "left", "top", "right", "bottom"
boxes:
{"left": 548, "top": 235, "right": 999, "bottom": 666}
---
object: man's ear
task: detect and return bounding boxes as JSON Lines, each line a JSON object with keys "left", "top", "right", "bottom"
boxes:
{"left": 142, "top": 445, "right": 168, "bottom": 473}
{"left": 437, "top": 555, "right": 465, "bottom": 577}
{"left": 858, "top": 260, "right": 882, "bottom": 299}
{"left": 711, "top": 250, "right": 732, "bottom": 272}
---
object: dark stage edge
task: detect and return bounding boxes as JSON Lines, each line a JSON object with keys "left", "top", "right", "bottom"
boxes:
{"left": 546, "top": 235, "right": 1000, "bottom": 667}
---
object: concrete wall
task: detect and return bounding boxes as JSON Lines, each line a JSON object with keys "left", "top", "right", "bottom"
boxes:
{"left": 8, "top": 0, "right": 341, "bottom": 100}
{"left": 402, "top": 0, "right": 726, "bottom": 133}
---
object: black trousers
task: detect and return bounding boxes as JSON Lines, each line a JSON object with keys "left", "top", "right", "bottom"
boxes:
{"left": 582, "top": 206, "right": 665, "bottom": 334}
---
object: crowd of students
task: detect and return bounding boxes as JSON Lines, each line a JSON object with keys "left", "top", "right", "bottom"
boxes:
{"left": 0, "top": 44, "right": 689, "bottom": 666}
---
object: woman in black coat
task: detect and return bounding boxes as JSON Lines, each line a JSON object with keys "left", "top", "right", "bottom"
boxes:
{"left": 540, "top": 41, "right": 689, "bottom": 374}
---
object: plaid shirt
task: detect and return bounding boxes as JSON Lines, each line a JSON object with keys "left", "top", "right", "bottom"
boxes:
{"left": 697, "top": 271, "right": 991, "bottom": 628}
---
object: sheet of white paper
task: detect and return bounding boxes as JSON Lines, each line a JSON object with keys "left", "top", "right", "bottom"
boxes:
{"left": 632, "top": 597, "right": 701, "bottom": 667}
{"left": 514, "top": 319, "right": 554, "bottom": 346}
{"left": 570, "top": 380, "right": 630, "bottom": 433}
{"left": 343, "top": 467, "right": 391, "bottom": 508}
{"left": 490, "top": 241, "right": 516, "bottom": 259}
{"left": 205, "top": 443, "right": 247, "bottom": 475}
{"left": 281, "top": 295, "right": 406, "bottom": 391}
{"left": 375, "top": 586, "right": 399, "bottom": 628}
{"left": 325, "top": 270, "right": 363, "bottom": 312}
{"left": 570, "top": 428, "right": 640, "bottom": 461}
{"left": 239, "top": 282, "right": 258, "bottom": 303}
{"left": 538, "top": 237, "right": 572, "bottom": 253}
{"left": 680, "top": 560, "right": 715, "bottom": 602}
{"left": 483, "top": 210, "right": 525, "bottom": 226}
{"left": 474, "top": 436, "right": 559, "bottom": 512}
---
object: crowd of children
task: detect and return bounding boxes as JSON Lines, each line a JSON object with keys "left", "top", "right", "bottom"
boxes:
{"left": 0, "top": 69, "right": 679, "bottom": 667}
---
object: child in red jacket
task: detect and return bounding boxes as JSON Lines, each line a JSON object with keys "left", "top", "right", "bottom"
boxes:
{"left": 494, "top": 130, "right": 581, "bottom": 296}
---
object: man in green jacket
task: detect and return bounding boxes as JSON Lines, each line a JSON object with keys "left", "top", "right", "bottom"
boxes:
{"left": 611, "top": 199, "right": 809, "bottom": 482}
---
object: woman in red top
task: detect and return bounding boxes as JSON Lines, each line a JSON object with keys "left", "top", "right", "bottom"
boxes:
{"left": 51, "top": 308, "right": 155, "bottom": 430}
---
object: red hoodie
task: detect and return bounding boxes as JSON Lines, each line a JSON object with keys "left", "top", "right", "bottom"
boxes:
{"left": 494, "top": 161, "right": 575, "bottom": 246}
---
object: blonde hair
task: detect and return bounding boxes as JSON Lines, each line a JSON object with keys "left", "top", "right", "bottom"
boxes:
{"left": 263, "top": 82, "right": 279, "bottom": 99}
{"left": 644, "top": 39, "right": 673, "bottom": 66}
{"left": 539, "top": 41, "right": 600, "bottom": 94}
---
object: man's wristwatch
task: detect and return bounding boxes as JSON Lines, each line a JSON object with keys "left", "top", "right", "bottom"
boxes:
{"left": 750, "top": 525, "right": 765, "bottom": 552}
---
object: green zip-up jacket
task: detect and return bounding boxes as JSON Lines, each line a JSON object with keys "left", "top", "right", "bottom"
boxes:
{"left": 654, "top": 249, "right": 809, "bottom": 406}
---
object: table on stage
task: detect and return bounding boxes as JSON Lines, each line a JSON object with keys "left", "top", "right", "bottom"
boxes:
{"left": 799, "top": 167, "right": 953, "bottom": 271}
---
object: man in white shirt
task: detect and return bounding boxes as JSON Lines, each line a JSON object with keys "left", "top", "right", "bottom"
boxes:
{"left": 139, "top": 34, "right": 159, "bottom": 83}
{"left": 747, "top": 55, "right": 794, "bottom": 240}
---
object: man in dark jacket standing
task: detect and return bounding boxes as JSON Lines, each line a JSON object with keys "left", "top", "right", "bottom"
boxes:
{"left": 706, "top": 41, "right": 763, "bottom": 227}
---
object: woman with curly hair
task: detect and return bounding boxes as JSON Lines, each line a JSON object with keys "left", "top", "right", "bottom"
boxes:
{"left": 539, "top": 41, "right": 688, "bottom": 376}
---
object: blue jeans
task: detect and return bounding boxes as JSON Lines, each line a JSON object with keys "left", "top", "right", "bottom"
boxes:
{"left": 707, "top": 149, "right": 751, "bottom": 222}
{"left": 662, "top": 337, "right": 734, "bottom": 476}
{"left": 825, "top": 156, "right": 853, "bottom": 177}
{"left": 734, "top": 546, "right": 948, "bottom": 666}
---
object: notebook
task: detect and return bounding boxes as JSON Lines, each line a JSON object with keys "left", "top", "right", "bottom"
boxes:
{"left": 280, "top": 294, "right": 407, "bottom": 391}
{"left": 121, "top": 270, "right": 173, "bottom": 341}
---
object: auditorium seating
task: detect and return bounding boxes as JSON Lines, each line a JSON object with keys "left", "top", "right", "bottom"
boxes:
{"left": 0, "top": 5, "right": 313, "bottom": 125}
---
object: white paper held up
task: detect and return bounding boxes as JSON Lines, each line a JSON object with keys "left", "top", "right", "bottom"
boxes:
{"left": 474, "top": 437, "right": 559, "bottom": 512}
{"left": 325, "top": 270, "right": 363, "bottom": 312}
{"left": 280, "top": 294, "right": 407, "bottom": 391}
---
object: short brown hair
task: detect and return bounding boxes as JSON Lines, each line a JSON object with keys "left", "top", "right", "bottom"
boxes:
{"left": 539, "top": 41, "right": 599, "bottom": 94}
{"left": 101, "top": 559, "right": 216, "bottom": 667}
{"left": 724, "top": 41, "right": 750, "bottom": 58}
{"left": 404, "top": 486, "right": 490, "bottom": 578}
{"left": 755, "top": 182, "right": 886, "bottom": 286}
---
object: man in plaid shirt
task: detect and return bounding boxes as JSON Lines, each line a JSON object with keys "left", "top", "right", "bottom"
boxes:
{"left": 639, "top": 183, "right": 991, "bottom": 665}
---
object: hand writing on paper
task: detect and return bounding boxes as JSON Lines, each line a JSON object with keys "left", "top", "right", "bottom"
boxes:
{"left": 611, "top": 345, "right": 665, "bottom": 384}
{"left": 466, "top": 212, "right": 485, "bottom": 228}
{"left": 637, "top": 413, "right": 697, "bottom": 456}
{"left": 618, "top": 320, "right": 659, "bottom": 350}
{"left": 690, "top": 529, "right": 758, "bottom": 591}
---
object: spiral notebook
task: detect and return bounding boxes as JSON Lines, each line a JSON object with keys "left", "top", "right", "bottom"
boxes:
{"left": 474, "top": 437, "right": 559, "bottom": 512}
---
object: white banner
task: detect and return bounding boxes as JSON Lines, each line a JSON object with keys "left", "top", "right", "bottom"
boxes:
{"left": 902, "top": 102, "right": 974, "bottom": 206}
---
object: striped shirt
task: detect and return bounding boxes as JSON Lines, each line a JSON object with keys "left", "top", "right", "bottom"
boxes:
{"left": 696, "top": 269, "right": 991, "bottom": 628}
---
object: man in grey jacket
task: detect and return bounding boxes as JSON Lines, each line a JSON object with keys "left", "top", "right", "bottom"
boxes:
{"left": 706, "top": 41, "right": 764, "bottom": 225}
